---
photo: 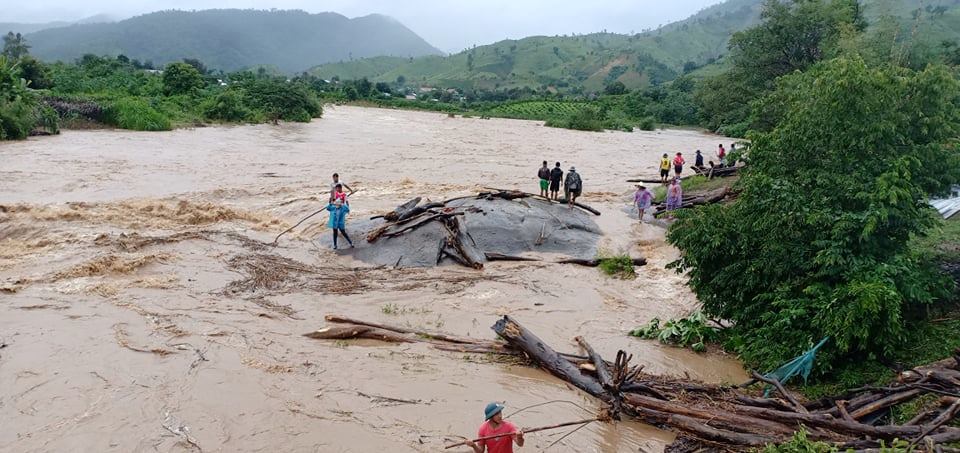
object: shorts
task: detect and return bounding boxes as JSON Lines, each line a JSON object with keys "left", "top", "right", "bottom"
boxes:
{"left": 660, "top": 169, "right": 669, "bottom": 178}
{"left": 539, "top": 179, "right": 549, "bottom": 191}
{"left": 674, "top": 165, "right": 683, "bottom": 174}
{"left": 550, "top": 180, "right": 561, "bottom": 191}
{"left": 569, "top": 189, "right": 582, "bottom": 197}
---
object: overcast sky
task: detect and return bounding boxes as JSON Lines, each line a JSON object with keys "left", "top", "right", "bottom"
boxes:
{"left": 6, "top": 0, "right": 724, "bottom": 52}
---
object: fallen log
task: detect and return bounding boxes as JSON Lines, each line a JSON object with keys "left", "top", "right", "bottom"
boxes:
{"left": 303, "top": 324, "right": 417, "bottom": 343}
{"left": 668, "top": 414, "right": 774, "bottom": 447}
{"left": 557, "top": 199, "right": 601, "bottom": 216}
{"left": 492, "top": 315, "right": 607, "bottom": 400}
{"left": 483, "top": 252, "right": 542, "bottom": 262}
{"left": 554, "top": 257, "right": 647, "bottom": 267}
{"left": 324, "top": 314, "right": 486, "bottom": 345}
{"left": 382, "top": 197, "right": 421, "bottom": 222}
{"left": 396, "top": 202, "right": 444, "bottom": 222}
{"left": 442, "top": 216, "right": 484, "bottom": 269}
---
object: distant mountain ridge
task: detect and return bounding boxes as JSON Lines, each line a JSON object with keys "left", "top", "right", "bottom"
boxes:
{"left": 309, "top": 0, "right": 960, "bottom": 93}
{"left": 0, "top": 15, "right": 116, "bottom": 35}
{"left": 23, "top": 9, "right": 442, "bottom": 73}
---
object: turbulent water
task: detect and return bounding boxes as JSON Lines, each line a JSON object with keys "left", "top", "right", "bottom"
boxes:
{"left": 0, "top": 106, "right": 745, "bottom": 452}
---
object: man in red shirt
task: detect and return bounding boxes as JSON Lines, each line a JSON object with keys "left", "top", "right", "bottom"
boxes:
{"left": 467, "top": 402, "right": 525, "bottom": 453}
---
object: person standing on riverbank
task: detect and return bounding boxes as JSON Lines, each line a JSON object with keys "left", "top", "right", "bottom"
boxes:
{"left": 673, "top": 152, "right": 685, "bottom": 177}
{"left": 695, "top": 150, "right": 704, "bottom": 168}
{"left": 329, "top": 173, "right": 354, "bottom": 203}
{"left": 717, "top": 144, "right": 726, "bottom": 167}
{"left": 549, "top": 162, "right": 564, "bottom": 200}
{"left": 665, "top": 177, "right": 683, "bottom": 218}
{"left": 659, "top": 153, "right": 671, "bottom": 184}
{"left": 537, "top": 161, "right": 551, "bottom": 198}
{"left": 565, "top": 166, "right": 582, "bottom": 209}
{"left": 634, "top": 184, "right": 652, "bottom": 222}
{"left": 326, "top": 198, "right": 353, "bottom": 249}
{"left": 466, "top": 402, "right": 525, "bottom": 453}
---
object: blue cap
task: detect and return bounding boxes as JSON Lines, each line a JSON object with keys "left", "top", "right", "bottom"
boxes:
{"left": 484, "top": 402, "right": 504, "bottom": 420}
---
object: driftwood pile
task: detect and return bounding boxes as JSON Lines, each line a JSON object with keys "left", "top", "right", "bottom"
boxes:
{"left": 653, "top": 187, "right": 734, "bottom": 216}
{"left": 306, "top": 315, "right": 960, "bottom": 452}
{"left": 358, "top": 190, "right": 625, "bottom": 269}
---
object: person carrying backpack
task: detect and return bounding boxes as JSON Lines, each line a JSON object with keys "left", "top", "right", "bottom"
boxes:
{"left": 564, "top": 166, "right": 582, "bottom": 209}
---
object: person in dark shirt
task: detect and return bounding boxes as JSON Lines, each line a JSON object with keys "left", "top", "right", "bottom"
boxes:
{"left": 695, "top": 150, "right": 704, "bottom": 168}
{"left": 537, "top": 161, "right": 551, "bottom": 198}
{"left": 549, "top": 162, "right": 564, "bottom": 200}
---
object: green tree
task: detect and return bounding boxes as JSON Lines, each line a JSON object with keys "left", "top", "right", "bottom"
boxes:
{"left": 697, "top": 0, "right": 864, "bottom": 135}
{"left": 667, "top": 58, "right": 960, "bottom": 370}
{"left": 243, "top": 79, "right": 322, "bottom": 123}
{"left": 2, "top": 32, "right": 30, "bottom": 60}
{"left": 604, "top": 80, "right": 628, "bottom": 95}
{"left": 162, "top": 62, "right": 205, "bottom": 95}
{"left": 16, "top": 56, "right": 51, "bottom": 89}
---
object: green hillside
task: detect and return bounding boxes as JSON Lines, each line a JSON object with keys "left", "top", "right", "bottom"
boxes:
{"left": 310, "top": 0, "right": 960, "bottom": 93}
{"left": 24, "top": 9, "right": 442, "bottom": 73}
{"left": 310, "top": 0, "right": 764, "bottom": 92}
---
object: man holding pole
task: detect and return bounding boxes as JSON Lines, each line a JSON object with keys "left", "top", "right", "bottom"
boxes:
{"left": 466, "top": 402, "right": 524, "bottom": 453}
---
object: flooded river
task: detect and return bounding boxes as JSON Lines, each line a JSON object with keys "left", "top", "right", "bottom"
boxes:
{"left": 0, "top": 106, "right": 745, "bottom": 452}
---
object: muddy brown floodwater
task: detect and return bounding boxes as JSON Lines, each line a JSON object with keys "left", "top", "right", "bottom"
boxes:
{"left": 0, "top": 106, "right": 745, "bottom": 452}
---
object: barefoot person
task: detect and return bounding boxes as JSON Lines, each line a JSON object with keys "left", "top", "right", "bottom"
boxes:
{"left": 537, "top": 161, "right": 551, "bottom": 198}
{"left": 634, "top": 184, "right": 652, "bottom": 222}
{"left": 564, "top": 166, "right": 582, "bottom": 209}
{"left": 329, "top": 173, "right": 354, "bottom": 203}
{"left": 326, "top": 198, "right": 353, "bottom": 249}
{"left": 466, "top": 402, "right": 525, "bottom": 453}
{"left": 549, "top": 162, "right": 564, "bottom": 200}
{"left": 717, "top": 144, "right": 726, "bottom": 167}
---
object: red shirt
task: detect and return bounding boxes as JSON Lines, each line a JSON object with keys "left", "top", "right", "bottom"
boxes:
{"left": 673, "top": 156, "right": 685, "bottom": 166}
{"left": 477, "top": 420, "right": 518, "bottom": 453}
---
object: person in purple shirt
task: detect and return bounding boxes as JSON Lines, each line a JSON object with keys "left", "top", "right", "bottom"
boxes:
{"left": 634, "top": 184, "right": 652, "bottom": 222}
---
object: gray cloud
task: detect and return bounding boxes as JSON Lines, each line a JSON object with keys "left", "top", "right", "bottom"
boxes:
{"left": 9, "top": 0, "right": 724, "bottom": 52}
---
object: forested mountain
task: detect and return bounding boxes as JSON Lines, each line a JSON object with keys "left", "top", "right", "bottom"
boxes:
{"left": 0, "top": 15, "right": 115, "bottom": 36}
{"left": 309, "top": 0, "right": 960, "bottom": 92}
{"left": 24, "top": 9, "right": 442, "bottom": 73}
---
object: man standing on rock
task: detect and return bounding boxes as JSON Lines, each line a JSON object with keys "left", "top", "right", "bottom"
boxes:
{"left": 466, "top": 402, "right": 524, "bottom": 453}
{"left": 549, "top": 162, "right": 564, "bottom": 200}
{"left": 537, "top": 161, "right": 551, "bottom": 198}
{"left": 564, "top": 166, "right": 582, "bottom": 209}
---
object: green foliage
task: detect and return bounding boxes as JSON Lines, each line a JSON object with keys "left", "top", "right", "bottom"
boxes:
{"left": 667, "top": 58, "right": 960, "bottom": 371}
{"left": 597, "top": 254, "right": 637, "bottom": 279}
{"left": 0, "top": 55, "right": 41, "bottom": 140}
{"left": 604, "top": 80, "right": 628, "bottom": 95}
{"left": 629, "top": 311, "right": 718, "bottom": 353}
{"left": 761, "top": 429, "right": 837, "bottom": 453}
{"left": 162, "top": 62, "right": 205, "bottom": 96}
{"left": 103, "top": 97, "right": 171, "bottom": 131}
{"left": 2, "top": 32, "right": 30, "bottom": 60}
{"left": 697, "top": 0, "right": 865, "bottom": 135}
{"left": 16, "top": 56, "right": 50, "bottom": 89}
{"left": 202, "top": 89, "right": 252, "bottom": 122}
{"left": 242, "top": 78, "right": 322, "bottom": 122}
{"left": 544, "top": 106, "right": 604, "bottom": 132}
{"left": 638, "top": 116, "right": 656, "bottom": 131}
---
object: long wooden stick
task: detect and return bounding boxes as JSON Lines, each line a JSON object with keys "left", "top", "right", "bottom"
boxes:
{"left": 272, "top": 207, "right": 326, "bottom": 244}
{"left": 444, "top": 418, "right": 600, "bottom": 449}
